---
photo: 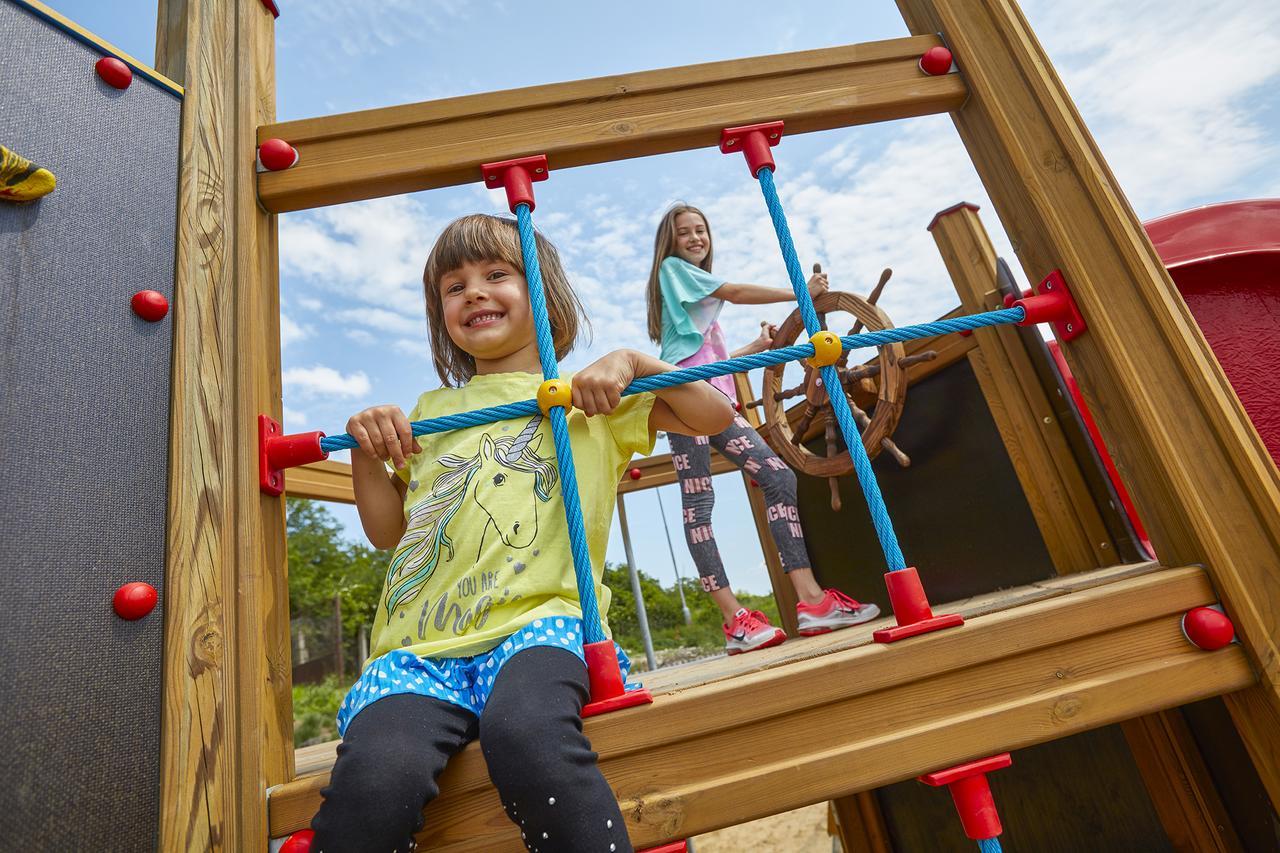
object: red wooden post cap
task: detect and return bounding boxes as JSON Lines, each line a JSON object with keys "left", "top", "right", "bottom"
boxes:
{"left": 131, "top": 290, "right": 169, "bottom": 322}
{"left": 113, "top": 582, "right": 157, "bottom": 620}
{"left": 720, "top": 121, "right": 784, "bottom": 177}
{"left": 482, "top": 155, "right": 549, "bottom": 213}
{"left": 95, "top": 57, "right": 132, "bottom": 89}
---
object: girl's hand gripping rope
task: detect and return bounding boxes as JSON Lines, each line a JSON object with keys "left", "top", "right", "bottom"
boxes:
{"left": 346, "top": 404, "right": 423, "bottom": 471}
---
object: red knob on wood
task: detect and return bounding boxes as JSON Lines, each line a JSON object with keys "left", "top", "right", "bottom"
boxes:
{"left": 96, "top": 57, "right": 132, "bottom": 89}
{"left": 113, "top": 582, "right": 157, "bottom": 620}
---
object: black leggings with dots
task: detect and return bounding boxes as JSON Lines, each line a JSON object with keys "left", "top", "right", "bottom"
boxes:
{"left": 310, "top": 645, "right": 632, "bottom": 853}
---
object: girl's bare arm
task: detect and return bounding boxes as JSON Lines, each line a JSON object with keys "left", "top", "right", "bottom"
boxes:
{"left": 346, "top": 405, "right": 419, "bottom": 549}
{"left": 712, "top": 270, "right": 827, "bottom": 305}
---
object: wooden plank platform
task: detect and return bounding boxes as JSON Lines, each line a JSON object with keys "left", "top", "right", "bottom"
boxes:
{"left": 255, "top": 35, "right": 966, "bottom": 213}
{"left": 271, "top": 562, "right": 1254, "bottom": 848}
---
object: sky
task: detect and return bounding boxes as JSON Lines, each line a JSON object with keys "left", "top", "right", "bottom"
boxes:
{"left": 52, "top": 0, "right": 1280, "bottom": 595}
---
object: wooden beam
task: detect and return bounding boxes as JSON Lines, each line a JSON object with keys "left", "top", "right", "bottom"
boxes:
{"left": 157, "top": 1, "right": 289, "bottom": 851}
{"left": 269, "top": 564, "right": 1253, "bottom": 849}
{"left": 896, "top": 0, "right": 1280, "bottom": 810}
{"left": 930, "top": 205, "right": 1117, "bottom": 573}
{"left": 931, "top": 202, "right": 1244, "bottom": 850}
{"left": 255, "top": 35, "right": 966, "bottom": 213}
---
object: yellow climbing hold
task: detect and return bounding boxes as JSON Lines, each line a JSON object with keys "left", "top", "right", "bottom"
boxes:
{"left": 0, "top": 145, "right": 56, "bottom": 202}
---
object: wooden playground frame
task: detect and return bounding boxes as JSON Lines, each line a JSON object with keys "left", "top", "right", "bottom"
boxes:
{"left": 152, "top": 0, "right": 1280, "bottom": 849}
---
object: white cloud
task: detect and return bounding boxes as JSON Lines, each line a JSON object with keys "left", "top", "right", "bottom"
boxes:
{"left": 336, "top": 307, "right": 425, "bottom": 336}
{"left": 280, "top": 313, "right": 309, "bottom": 348}
{"left": 1026, "top": 0, "right": 1280, "bottom": 212}
{"left": 283, "top": 365, "right": 372, "bottom": 400}
{"left": 345, "top": 328, "right": 376, "bottom": 346}
{"left": 282, "top": 406, "right": 307, "bottom": 428}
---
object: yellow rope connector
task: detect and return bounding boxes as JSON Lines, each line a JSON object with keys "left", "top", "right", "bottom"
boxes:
{"left": 537, "top": 378, "right": 573, "bottom": 414}
{"left": 807, "top": 330, "right": 842, "bottom": 367}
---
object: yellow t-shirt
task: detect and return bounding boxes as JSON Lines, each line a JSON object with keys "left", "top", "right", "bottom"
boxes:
{"left": 368, "top": 371, "right": 656, "bottom": 661}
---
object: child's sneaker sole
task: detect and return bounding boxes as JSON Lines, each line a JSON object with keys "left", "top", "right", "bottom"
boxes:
{"left": 725, "top": 629, "right": 787, "bottom": 655}
{"left": 797, "top": 602, "right": 881, "bottom": 636}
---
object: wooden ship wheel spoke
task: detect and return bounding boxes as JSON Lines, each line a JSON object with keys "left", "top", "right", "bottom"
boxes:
{"left": 747, "top": 266, "right": 937, "bottom": 510}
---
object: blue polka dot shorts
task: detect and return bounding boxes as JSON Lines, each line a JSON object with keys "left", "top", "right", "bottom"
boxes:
{"left": 336, "top": 617, "right": 636, "bottom": 736}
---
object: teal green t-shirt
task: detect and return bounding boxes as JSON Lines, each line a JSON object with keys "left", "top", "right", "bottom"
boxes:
{"left": 658, "top": 256, "right": 728, "bottom": 363}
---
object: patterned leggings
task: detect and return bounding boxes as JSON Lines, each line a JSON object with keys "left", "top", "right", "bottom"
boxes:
{"left": 667, "top": 415, "right": 812, "bottom": 593}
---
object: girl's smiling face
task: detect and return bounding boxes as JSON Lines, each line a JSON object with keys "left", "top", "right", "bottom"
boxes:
{"left": 672, "top": 211, "right": 710, "bottom": 266}
{"left": 439, "top": 259, "right": 538, "bottom": 373}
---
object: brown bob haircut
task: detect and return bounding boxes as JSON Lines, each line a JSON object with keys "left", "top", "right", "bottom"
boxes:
{"left": 422, "top": 214, "right": 589, "bottom": 387}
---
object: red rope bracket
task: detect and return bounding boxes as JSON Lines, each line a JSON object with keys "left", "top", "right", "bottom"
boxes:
{"left": 1009, "top": 268, "right": 1087, "bottom": 341}
{"left": 920, "top": 753, "right": 1012, "bottom": 841}
{"left": 872, "top": 566, "right": 964, "bottom": 643}
{"left": 581, "top": 641, "right": 653, "bottom": 717}
{"left": 482, "top": 154, "right": 549, "bottom": 212}
{"left": 259, "top": 414, "right": 328, "bottom": 496}
{"left": 720, "top": 121, "right": 784, "bottom": 177}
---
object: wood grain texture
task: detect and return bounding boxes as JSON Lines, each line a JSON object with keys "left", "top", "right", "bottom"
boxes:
{"left": 271, "top": 564, "right": 1253, "bottom": 849}
{"left": 255, "top": 35, "right": 965, "bottom": 212}
{"left": 933, "top": 203, "right": 1243, "bottom": 850}
{"left": 157, "top": 1, "right": 289, "bottom": 850}
{"left": 896, "top": 0, "right": 1280, "bottom": 810}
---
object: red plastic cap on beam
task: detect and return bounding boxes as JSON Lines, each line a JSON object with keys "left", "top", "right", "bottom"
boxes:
{"left": 95, "top": 56, "right": 132, "bottom": 90}
{"left": 920, "top": 753, "right": 1012, "bottom": 841}
{"left": 872, "top": 566, "right": 964, "bottom": 642}
{"left": 260, "top": 0, "right": 280, "bottom": 18}
{"left": 482, "top": 155, "right": 549, "bottom": 213}
{"left": 1013, "top": 269, "right": 1086, "bottom": 341}
{"left": 1182, "top": 605, "right": 1235, "bottom": 650}
{"left": 279, "top": 829, "right": 313, "bottom": 853}
{"left": 720, "top": 121, "right": 784, "bottom": 177}
{"left": 640, "top": 843, "right": 689, "bottom": 853}
{"left": 259, "top": 414, "right": 328, "bottom": 495}
{"left": 919, "top": 46, "right": 955, "bottom": 76}
{"left": 581, "top": 639, "right": 652, "bottom": 717}
{"left": 258, "top": 138, "right": 299, "bottom": 171}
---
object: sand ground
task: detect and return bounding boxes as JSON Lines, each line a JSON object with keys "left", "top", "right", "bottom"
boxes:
{"left": 691, "top": 802, "right": 834, "bottom": 853}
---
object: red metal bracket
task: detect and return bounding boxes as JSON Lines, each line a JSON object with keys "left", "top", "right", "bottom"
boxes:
{"left": 720, "top": 121, "right": 785, "bottom": 177}
{"left": 481, "top": 154, "right": 549, "bottom": 213}
{"left": 581, "top": 640, "right": 653, "bottom": 717}
{"left": 872, "top": 566, "right": 965, "bottom": 643}
{"left": 920, "top": 753, "right": 1012, "bottom": 841}
{"left": 1011, "top": 269, "right": 1086, "bottom": 341}
{"left": 258, "top": 414, "right": 328, "bottom": 496}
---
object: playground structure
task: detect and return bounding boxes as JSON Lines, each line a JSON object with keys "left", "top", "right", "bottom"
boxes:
{"left": 3, "top": 0, "right": 1280, "bottom": 850}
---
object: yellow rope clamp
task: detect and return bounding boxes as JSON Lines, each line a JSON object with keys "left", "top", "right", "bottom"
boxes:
{"left": 537, "top": 378, "right": 573, "bottom": 414}
{"left": 807, "top": 330, "right": 842, "bottom": 367}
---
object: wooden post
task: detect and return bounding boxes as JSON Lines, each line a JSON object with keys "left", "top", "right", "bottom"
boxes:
{"left": 896, "top": 0, "right": 1280, "bottom": 808}
{"left": 156, "top": 1, "right": 291, "bottom": 850}
{"left": 931, "top": 203, "right": 1243, "bottom": 850}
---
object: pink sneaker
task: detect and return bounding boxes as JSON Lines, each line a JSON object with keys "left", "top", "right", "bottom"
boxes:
{"left": 796, "top": 589, "right": 881, "bottom": 636}
{"left": 723, "top": 608, "right": 787, "bottom": 655}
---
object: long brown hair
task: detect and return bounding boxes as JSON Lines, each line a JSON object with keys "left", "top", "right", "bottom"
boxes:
{"left": 646, "top": 204, "right": 713, "bottom": 343}
{"left": 422, "top": 214, "right": 589, "bottom": 387}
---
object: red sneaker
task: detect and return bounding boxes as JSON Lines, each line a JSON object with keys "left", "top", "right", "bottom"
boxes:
{"left": 796, "top": 589, "right": 881, "bottom": 636}
{"left": 723, "top": 608, "right": 787, "bottom": 655}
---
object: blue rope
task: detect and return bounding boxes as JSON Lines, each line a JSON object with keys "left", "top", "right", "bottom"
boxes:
{"left": 978, "top": 836, "right": 1003, "bottom": 853}
{"left": 757, "top": 166, "right": 906, "bottom": 571}
{"left": 514, "top": 203, "right": 606, "bottom": 645}
{"left": 319, "top": 306, "right": 1025, "bottom": 454}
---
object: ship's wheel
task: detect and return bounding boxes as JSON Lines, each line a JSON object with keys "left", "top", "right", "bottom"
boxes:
{"left": 747, "top": 267, "right": 936, "bottom": 510}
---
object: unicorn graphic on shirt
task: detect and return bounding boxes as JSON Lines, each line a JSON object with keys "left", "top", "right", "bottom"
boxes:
{"left": 382, "top": 414, "right": 557, "bottom": 616}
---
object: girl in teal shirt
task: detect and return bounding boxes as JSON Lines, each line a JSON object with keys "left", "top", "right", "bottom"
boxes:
{"left": 645, "top": 204, "right": 881, "bottom": 654}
